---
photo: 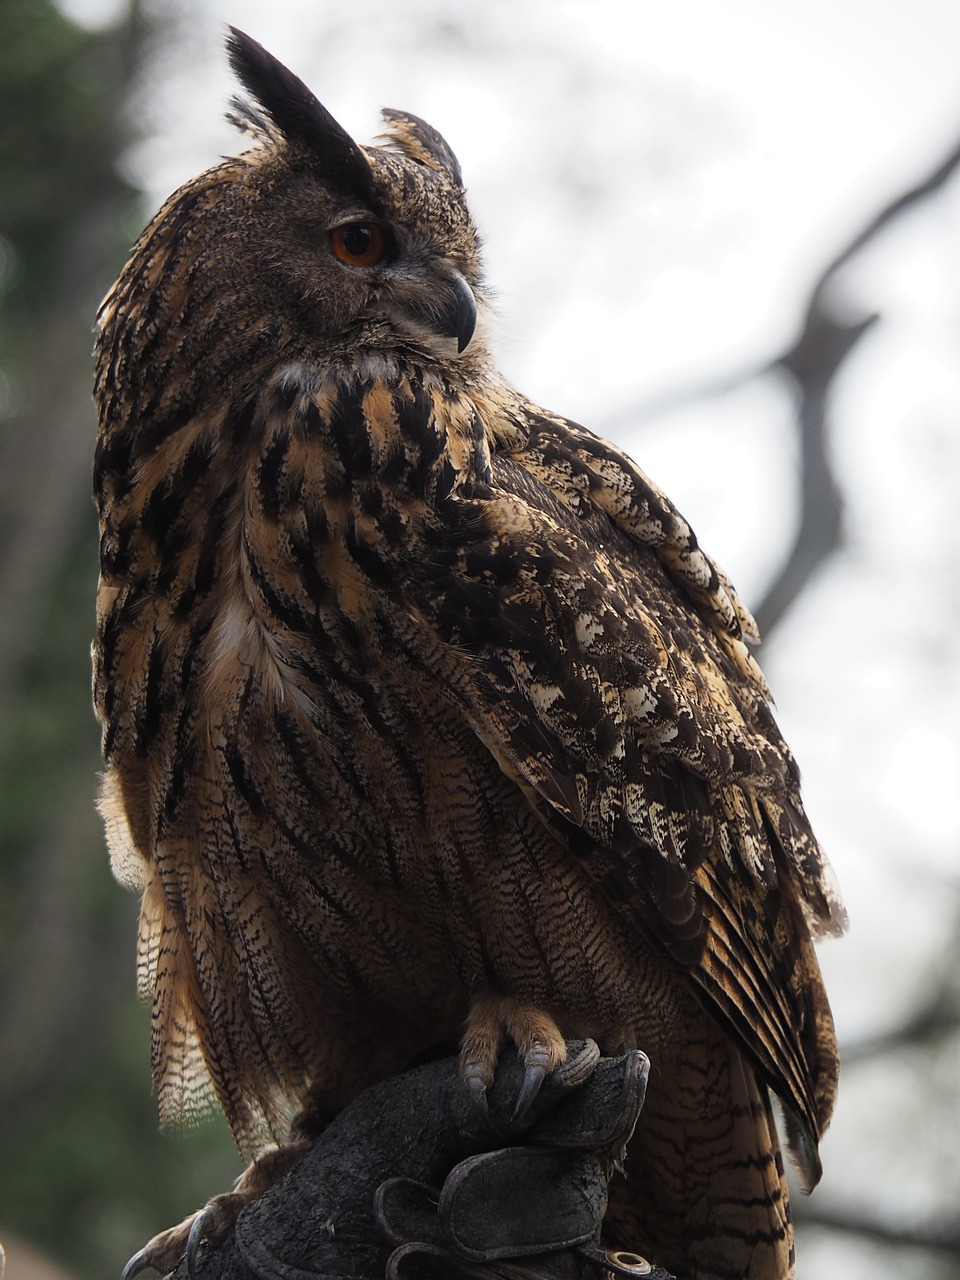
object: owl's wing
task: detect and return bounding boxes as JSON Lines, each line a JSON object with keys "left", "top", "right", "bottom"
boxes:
{"left": 368, "top": 390, "right": 843, "bottom": 1170}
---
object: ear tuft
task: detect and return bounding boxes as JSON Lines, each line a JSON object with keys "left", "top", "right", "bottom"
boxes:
{"left": 225, "top": 27, "right": 379, "bottom": 206}
{"left": 380, "top": 109, "right": 463, "bottom": 186}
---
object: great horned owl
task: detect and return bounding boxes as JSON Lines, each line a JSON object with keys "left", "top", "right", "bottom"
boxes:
{"left": 94, "top": 29, "right": 845, "bottom": 1280}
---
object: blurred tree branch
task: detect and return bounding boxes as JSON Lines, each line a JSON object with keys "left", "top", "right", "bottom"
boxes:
{"left": 794, "top": 1202, "right": 960, "bottom": 1257}
{"left": 614, "top": 126, "right": 960, "bottom": 638}
{"left": 753, "top": 127, "right": 960, "bottom": 635}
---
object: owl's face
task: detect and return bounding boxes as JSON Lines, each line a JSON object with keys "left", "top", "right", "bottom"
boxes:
{"left": 242, "top": 135, "right": 483, "bottom": 360}
{"left": 130, "top": 29, "right": 488, "bottom": 389}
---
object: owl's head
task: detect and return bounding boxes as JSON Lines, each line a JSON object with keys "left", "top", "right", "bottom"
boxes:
{"left": 98, "top": 29, "right": 489, "bottom": 417}
{"left": 221, "top": 28, "right": 483, "bottom": 361}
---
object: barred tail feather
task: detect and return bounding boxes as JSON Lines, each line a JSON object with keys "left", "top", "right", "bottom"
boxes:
{"left": 606, "top": 1002, "right": 794, "bottom": 1280}
{"left": 142, "top": 875, "right": 218, "bottom": 1131}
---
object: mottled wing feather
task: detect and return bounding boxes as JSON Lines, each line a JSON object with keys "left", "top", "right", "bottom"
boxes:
{"left": 344, "top": 381, "right": 841, "bottom": 1143}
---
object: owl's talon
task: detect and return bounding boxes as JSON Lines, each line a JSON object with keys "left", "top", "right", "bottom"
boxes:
{"left": 119, "top": 1245, "right": 155, "bottom": 1280}
{"left": 186, "top": 1207, "right": 215, "bottom": 1277}
{"left": 513, "top": 1061, "right": 547, "bottom": 1121}
{"left": 118, "top": 1214, "right": 199, "bottom": 1280}
{"left": 465, "top": 1072, "right": 490, "bottom": 1119}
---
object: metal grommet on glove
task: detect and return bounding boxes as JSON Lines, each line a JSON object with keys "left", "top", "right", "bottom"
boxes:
{"left": 577, "top": 1244, "right": 675, "bottom": 1280}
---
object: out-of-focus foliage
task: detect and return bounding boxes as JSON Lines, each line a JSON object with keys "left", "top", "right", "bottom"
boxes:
{"left": 0, "top": 0, "right": 125, "bottom": 401}
{"left": 0, "top": 4, "right": 237, "bottom": 1277}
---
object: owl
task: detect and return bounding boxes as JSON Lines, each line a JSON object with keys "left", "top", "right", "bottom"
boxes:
{"left": 94, "top": 29, "right": 845, "bottom": 1280}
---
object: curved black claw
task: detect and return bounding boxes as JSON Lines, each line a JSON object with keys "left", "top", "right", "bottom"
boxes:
{"left": 465, "top": 1072, "right": 490, "bottom": 1121}
{"left": 185, "top": 1208, "right": 217, "bottom": 1278}
{"left": 512, "top": 1062, "right": 546, "bottom": 1122}
{"left": 119, "top": 1245, "right": 157, "bottom": 1280}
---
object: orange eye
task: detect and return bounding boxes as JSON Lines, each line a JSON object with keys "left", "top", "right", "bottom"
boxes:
{"left": 330, "top": 221, "right": 386, "bottom": 267}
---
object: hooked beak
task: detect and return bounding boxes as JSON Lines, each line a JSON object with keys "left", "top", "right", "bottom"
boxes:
{"left": 443, "top": 271, "right": 477, "bottom": 353}
{"left": 383, "top": 266, "right": 479, "bottom": 356}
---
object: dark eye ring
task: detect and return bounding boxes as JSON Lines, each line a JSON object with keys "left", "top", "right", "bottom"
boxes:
{"left": 330, "top": 222, "right": 386, "bottom": 267}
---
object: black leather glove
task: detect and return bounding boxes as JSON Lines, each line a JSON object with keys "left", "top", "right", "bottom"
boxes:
{"left": 174, "top": 1041, "right": 674, "bottom": 1280}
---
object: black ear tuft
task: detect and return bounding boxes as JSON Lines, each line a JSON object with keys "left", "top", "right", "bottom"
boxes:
{"left": 380, "top": 109, "right": 463, "bottom": 187}
{"left": 226, "top": 27, "right": 379, "bottom": 207}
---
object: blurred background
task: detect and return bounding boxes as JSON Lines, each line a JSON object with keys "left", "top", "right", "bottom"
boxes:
{"left": 1, "top": 0, "right": 958, "bottom": 1276}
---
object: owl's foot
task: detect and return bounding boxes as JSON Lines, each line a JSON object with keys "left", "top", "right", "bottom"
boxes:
{"left": 460, "top": 995, "right": 568, "bottom": 1121}
{"left": 119, "top": 1141, "right": 309, "bottom": 1279}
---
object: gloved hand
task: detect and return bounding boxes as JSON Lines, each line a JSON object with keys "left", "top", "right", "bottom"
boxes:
{"left": 171, "top": 1041, "right": 674, "bottom": 1280}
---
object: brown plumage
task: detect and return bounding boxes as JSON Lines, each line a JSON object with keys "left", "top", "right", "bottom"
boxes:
{"left": 94, "top": 29, "right": 845, "bottom": 1280}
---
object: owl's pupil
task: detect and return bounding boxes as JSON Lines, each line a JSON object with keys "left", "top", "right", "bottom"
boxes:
{"left": 342, "top": 226, "right": 371, "bottom": 256}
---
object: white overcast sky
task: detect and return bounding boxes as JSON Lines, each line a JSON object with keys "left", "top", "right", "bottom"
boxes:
{"left": 69, "top": 0, "right": 960, "bottom": 1272}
